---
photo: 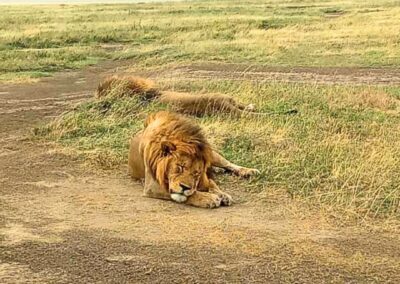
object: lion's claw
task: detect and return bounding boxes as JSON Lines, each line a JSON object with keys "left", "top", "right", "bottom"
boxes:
{"left": 207, "top": 195, "right": 222, "bottom": 208}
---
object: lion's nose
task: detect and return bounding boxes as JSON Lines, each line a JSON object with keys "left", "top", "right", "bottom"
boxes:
{"left": 180, "top": 183, "right": 191, "bottom": 191}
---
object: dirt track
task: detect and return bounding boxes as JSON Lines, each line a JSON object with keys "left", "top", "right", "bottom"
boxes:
{"left": 161, "top": 63, "right": 400, "bottom": 86}
{"left": 1, "top": 62, "right": 400, "bottom": 283}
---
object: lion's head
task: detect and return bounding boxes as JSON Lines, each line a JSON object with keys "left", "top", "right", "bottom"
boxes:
{"left": 144, "top": 112, "right": 213, "bottom": 202}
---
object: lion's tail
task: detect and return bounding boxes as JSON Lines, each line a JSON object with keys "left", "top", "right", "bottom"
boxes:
{"left": 239, "top": 109, "right": 298, "bottom": 117}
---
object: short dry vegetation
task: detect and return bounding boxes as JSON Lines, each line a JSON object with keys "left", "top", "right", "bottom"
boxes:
{"left": 1, "top": 0, "right": 400, "bottom": 82}
{"left": 35, "top": 77, "right": 400, "bottom": 221}
{"left": 2, "top": 0, "right": 398, "bottom": 222}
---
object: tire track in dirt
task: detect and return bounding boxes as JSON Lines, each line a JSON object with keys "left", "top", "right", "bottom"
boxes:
{"left": 0, "top": 60, "right": 133, "bottom": 135}
{"left": 0, "top": 93, "right": 89, "bottom": 115}
{"left": 158, "top": 63, "right": 400, "bottom": 86}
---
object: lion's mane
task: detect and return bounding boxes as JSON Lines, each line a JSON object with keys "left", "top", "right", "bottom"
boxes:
{"left": 143, "top": 112, "right": 213, "bottom": 191}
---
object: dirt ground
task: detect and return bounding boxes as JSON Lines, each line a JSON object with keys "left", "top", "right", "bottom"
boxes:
{"left": 1, "top": 62, "right": 400, "bottom": 283}
{"left": 156, "top": 63, "right": 400, "bottom": 86}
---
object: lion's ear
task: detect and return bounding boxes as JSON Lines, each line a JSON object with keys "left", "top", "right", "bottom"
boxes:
{"left": 197, "top": 142, "right": 211, "bottom": 155}
{"left": 161, "top": 141, "right": 176, "bottom": 156}
{"left": 197, "top": 142, "right": 206, "bottom": 152}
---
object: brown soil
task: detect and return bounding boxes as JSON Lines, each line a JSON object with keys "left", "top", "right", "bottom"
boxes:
{"left": 158, "top": 63, "right": 400, "bottom": 86}
{"left": 1, "top": 61, "right": 400, "bottom": 283}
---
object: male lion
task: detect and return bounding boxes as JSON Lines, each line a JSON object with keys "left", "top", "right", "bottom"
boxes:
{"left": 96, "top": 75, "right": 297, "bottom": 116}
{"left": 128, "top": 111, "right": 259, "bottom": 208}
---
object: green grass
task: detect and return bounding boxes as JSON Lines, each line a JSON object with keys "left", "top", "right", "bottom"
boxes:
{"left": 5, "top": 0, "right": 399, "bottom": 220}
{"left": 35, "top": 79, "right": 400, "bottom": 220}
{"left": 1, "top": 0, "right": 400, "bottom": 82}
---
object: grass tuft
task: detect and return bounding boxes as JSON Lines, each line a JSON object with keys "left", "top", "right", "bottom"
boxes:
{"left": 35, "top": 79, "right": 400, "bottom": 220}
{"left": 259, "top": 19, "right": 287, "bottom": 30}
{"left": 35, "top": 94, "right": 166, "bottom": 167}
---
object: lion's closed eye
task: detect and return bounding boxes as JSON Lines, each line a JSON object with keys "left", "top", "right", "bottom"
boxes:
{"left": 176, "top": 165, "right": 184, "bottom": 173}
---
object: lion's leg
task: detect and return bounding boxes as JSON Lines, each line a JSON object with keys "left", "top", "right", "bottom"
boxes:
{"left": 143, "top": 167, "right": 171, "bottom": 201}
{"left": 185, "top": 191, "right": 221, "bottom": 208}
{"left": 221, "top": 102, "right": 259, "bottom": 116}
{"left": 234, "top": 101, "right": 256, "bottom": 112}
{"left": 211, "top": 151, "right": 260, "bottom": 178}
{"left": 213, "top": 98, "right": 243, "bottom": 116}
{"left": 128, "top": 133, "right": 145, "bottom": 179}
{"left": 243, "top": 103, "right": 256, "bottom": 112}
{"left": 225, "top": 97, "right": 257, "bottom": 113}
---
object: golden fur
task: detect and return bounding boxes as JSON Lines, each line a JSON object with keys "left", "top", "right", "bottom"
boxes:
{"left": 128, "top": 111, "right": 260, "bottom": 208}
{"left": 143, "top": 111, "right": 213, "bottom": 193}
{"left": 96, "top": 75, "right": 260, "bottom": 116}
{"left": 95, "top": 75, "right": 160, "bottom": 100}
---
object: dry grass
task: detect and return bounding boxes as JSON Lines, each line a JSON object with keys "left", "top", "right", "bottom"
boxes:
{"left": 328, "top": 89, "right": 399, "bottom": 111}
{"left": 1, "top": 0, "right": 400, "bottom": 82}
{"left": 3, "top": 0, "right": 398, "bottom": 223}
{"left": 35, "top": 78, "right": 400, "bottom": 221}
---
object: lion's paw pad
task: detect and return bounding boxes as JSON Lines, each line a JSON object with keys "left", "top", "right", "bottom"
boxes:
{"left": 220, "top": 193, "right": 233, "bottom": 206}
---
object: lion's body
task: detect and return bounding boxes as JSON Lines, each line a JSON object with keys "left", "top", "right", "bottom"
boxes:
{"left": 128, "top": 111, "right": 259, "bottom": 208}
{"left": 159, "top": 91, "right": 252, "bottom": 116}
{"left": 96, "top": 76, "right": 161, "bottom": 100}
{"left": 96, "top": 76, "right": 256, "bottom": 116}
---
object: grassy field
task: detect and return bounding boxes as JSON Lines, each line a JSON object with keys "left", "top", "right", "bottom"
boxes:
{"left": 36, "top": 77, "right": 400, "bottom": 221}
{"left": 1, "top": 0, "right": 400, "bottom": 82}
{"left": 2, "top": 0, "right": 399, "bottom": 221}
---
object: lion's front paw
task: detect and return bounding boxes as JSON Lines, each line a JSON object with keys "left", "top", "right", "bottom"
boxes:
{"left": 206, "top": 194, "right": 222, "bottom": 208}
{"left": 186, "top": 192, "right": 222, "bottom": 209}
{"left": 244, "top": 103, "right": 256, "bottom": 112}
{"left": 233, "top": 167, "right": 260, "bottom": 178}
{"left": 219, "top": 192, "right": 233, "bottom": 206}
{"left": 200, "top": 193, "right": 222, "bottom": 209}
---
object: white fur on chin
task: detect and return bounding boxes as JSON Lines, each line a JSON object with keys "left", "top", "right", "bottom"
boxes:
{"left": 170, "top": 193, "right": 187, "bottom": 203}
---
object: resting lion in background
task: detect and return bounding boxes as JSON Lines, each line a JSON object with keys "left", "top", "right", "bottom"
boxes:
{"left": 96, "top": 75, "right": 297, "bottom": 116}
{"left": 128, "top": 111, "right": 259, "bottom": 208}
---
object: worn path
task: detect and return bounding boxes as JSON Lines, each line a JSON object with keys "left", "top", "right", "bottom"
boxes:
{"left": 1, "top": 62, "right": 399, "bottom": 283}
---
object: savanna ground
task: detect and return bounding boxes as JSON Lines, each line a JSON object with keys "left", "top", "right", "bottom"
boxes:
{"left": 1, "top": 0, "right": 400, "bottom": 283}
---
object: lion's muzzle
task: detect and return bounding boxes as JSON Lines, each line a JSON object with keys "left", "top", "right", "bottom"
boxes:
{"left": 169, "top": 183, "right": 195, "bottom": 203}
{"left": 170, "top": 193, "right": 187, "bottom": 203}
